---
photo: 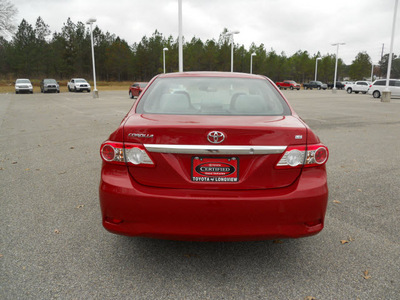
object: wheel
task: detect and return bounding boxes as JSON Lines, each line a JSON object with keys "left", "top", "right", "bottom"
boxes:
{"left": 318, "top": 86, "right": 321, "bottom": 90}
{"left": 290, "top": 86, "right": 294, "bottom": 90}
{"left": 373, "top": 90, "right": 380, "bottom": 98}
{"left": 355, "top": 91, "right": 359, "bottom": 94}
{"left": 347, "top": 88, "right": 352, "bottom": 94}
{"left": 129, "top": 90, "right": 134, "bottom": 99}
{"left": 68, "top": 86, "right": 71, "bottom": 92}
{"left": 88, "top": 89, "right": 91, "bottom": 93}
{"left": 57, "top": 90, "right": 60, "bottom": 93}
{"left": 15, "top": 91, "right": 18, "bottom": 94}
{"left": 74, "top": 87, "right": 77, "bottom": 92}
{"left": 362, "top": 92, "right": 367, "bottom": 94}
{"left": 296, "top": 88, "right": 300, "bottom": 90}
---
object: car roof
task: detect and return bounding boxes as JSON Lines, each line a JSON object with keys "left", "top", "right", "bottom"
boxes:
{"left": 156, "top": 71, "right": 267, "bottom": 80}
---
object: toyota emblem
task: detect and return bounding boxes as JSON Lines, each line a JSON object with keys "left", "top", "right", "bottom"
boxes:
{"left": 207, "top": 131, "right": 225, "bottom": 144}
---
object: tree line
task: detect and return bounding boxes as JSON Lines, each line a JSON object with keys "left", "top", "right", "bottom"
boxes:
{"left": 1, "top": 17, "right": 400, "bottom": 83}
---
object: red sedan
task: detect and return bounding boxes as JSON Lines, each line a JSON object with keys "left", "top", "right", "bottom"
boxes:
{"left": 100, "top": 72, "right": 329, "bottom": 241}
{"left": 128, "top": 82, "right": 148, "bottom": 99}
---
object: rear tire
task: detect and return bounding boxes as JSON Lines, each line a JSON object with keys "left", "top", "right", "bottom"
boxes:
{"left": 290, "top": 86, "right": 294, "bottom": 90}
{"left": 373, "top": 90, "right": 380, "bottom": 98}
{"left": 129, "top": 90, "right": 134, "bottom": 99}
{"left": 347, "top": 88, "right": 352, "bottom": 94}
{"left": 318, "top": 86, "right": 321, "bottom": 90}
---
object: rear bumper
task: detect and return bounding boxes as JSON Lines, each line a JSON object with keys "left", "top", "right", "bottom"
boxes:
{"left": 99, "top": 164, "right": 328, "bottom": 241}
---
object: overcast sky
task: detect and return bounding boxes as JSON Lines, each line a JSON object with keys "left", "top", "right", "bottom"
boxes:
{"left": 11, "top": 0, "right": 400, "bottom": 65}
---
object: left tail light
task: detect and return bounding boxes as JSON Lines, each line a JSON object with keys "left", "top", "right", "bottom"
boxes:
{"left": 100, "top": 141, "right": 154, "bottom": 167}
{"left": 276, "top": 144, "right": 329, "bottom": 169}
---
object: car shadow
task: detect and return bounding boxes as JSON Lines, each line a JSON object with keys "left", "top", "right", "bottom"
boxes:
{"left": 105, "top": 234, "right": 322, "bottom": 283}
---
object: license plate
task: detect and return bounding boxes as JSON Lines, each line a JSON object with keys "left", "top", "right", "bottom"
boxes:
{"left": 191, "top": 157, "right": 239, "bottom": 182}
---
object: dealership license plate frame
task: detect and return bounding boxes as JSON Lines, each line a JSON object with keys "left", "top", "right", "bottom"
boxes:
{"left": 191, "top": 157, "right": 239, "bottom": 183}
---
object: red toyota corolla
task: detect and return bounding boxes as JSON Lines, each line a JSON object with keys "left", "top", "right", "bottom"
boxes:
{"left": 99, "top": 72, "right": 329, "bottom": 241}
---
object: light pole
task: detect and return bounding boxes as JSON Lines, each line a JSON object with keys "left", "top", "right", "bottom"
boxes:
{"left": 223, "top": 31, "right": 240, "bottom": 72}
{"left": 331, "top": 42, "right": 345, "bottom": 92}
{"left": 163, "top": 48, "right": 168, "bottom": 73}
{"left": 370, "top": 62, "right": 375, "bottom": 82}
{"left": 86, "top": 18, "right": 98, "bottom": 98}
{"left": 250, "top": 53, "right": 256, "bottom": 74}
{"left": 382, "top": 0, "right": 399, "bottom": 102}
{"left": 178, "top": 0, "right": 183, "bottom": 72}
{"left": 314, "top": 57, "right": 322, "bottom": 81}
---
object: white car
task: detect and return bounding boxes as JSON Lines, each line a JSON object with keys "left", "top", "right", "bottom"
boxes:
{"left": 15, "top": 79, "right": 33, "bottom": 94}
{"left": 346, "top": 81, "right": 371, "bottom": 94}
{"left": 67, "top": 78, "right": 91, "bottom": 92}
{"left": 368, "top": 79, "right": 400, "bottom": 98}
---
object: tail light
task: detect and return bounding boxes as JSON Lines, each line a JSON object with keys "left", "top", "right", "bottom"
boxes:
{"left": 276, "top": 144, "right": 329, "bottom": 169}
{"left": 100, "top": 141, "right": 154, "bottom": 167}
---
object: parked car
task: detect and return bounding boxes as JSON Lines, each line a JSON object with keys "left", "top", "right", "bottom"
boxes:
{"left": 275, "top": 80, "right": 301, "bottom": 90}
{"left": 346, "top": 81, "right": 371, "bottom": 94}
{"left": 99, "top": 72, "right": 329, "bottom": 241}
{"left": 367, "top": 79, "right": 400, "bottom": 98}
{"left": 327, "top": 81, "right": 345, "bottom": 89}
{"left": 15, "top": 78, "right": 33, "bottom": 94}
{"left": 40, "top": 79, "right": 60, "bottom": 93}
{"left": 129, "top": 82, "right": 148, "bottom": 98}
{"left": 67, "top": 78, "right": 91, "bottom": 92}
{"left": 303, "top": 81, "right": 328, "bottom": 90}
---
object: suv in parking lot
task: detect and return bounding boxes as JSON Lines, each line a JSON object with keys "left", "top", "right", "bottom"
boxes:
{"left": 346, "top": 81, "right": 371, "bottom": 94}
{"left": 67, "top": 78, "right": 91, "bottom": 92}
{"left": 40, "top": 79, "right": 60, "bottom": 93}
{"left": 15, "top": 79, "right": 33, "bottom": 94}
{"left": 368, "top": 79, "right": 400, "bottom": 98}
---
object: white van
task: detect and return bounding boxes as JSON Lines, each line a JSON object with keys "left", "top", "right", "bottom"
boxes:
{"left": 368, "top": 79, "right": 400, "bottom": 98}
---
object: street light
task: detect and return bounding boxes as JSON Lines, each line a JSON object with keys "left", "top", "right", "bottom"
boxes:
{"left": 250, "top": 53, "right": 256, "bottom": 74}
{"left": 382, "top": 0, "right": 399, "bottom": 102}
{"left": 163, "top": 48, "right": 168, "bottom": 73}
{"left": 86, "top": 18, "right": 98, "bottom": 98}
{"left": 331, "top": 42, "right": 345, "bottom": 92}
{"left": 223, "top": 30, "right": 240, "bottom": 72}
{"left": 370, "top": 62, "right": 375, "bottom": 82}
{"left": 314, "top": 57, "right": 322, "bottom": 81}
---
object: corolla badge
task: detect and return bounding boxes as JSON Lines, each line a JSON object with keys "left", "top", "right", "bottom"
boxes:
{"left": 128, "top": 133, "right": 154, "bottom": 138}
{"left": 207, "top": 131, "right": 225, "bottom": 144}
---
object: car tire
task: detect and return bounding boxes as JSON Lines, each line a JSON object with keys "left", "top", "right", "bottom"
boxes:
{"left": 318, "top": 86, "right": 321, "bottom": 90}
{"left": 290, "top": 86, "right": 294, "bottom": 90}
{"left": 57, "top": 90, "right": 60, "bottom": 93}
{"left": 68, "top": 86, "right": 71, "bottom": 92}
{"left": 355, "top": 91, "right": 359, "bottom": 94}
{"left": 15, "top": 91, "right": 18, "bottom": 94}
{"left": 129, "top": 90, "right": 134, "bottom": 99}
{"left": 373, "top": 90, "right": 380, "bottom": 98}
{"left": 74, "top": 87, "right": 77, "bottom": 92}
{"left": 362, "top": 92, "right": 367, "bottom": 94}
{"left": 347, "top": 88, "right": 352, "bottom": 94}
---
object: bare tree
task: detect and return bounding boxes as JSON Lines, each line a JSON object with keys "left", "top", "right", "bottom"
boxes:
{"left": 0, "top": 0, "right": 18, "bottom": 37}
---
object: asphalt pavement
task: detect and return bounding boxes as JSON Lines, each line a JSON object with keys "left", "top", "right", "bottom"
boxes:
{"left": 1, "top": 89, "right": 399, "bottom": 299}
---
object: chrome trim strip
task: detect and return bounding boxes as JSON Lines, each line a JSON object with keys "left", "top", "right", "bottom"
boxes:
{"left": 144, "top": 144, "right": 287, "bottom": 155}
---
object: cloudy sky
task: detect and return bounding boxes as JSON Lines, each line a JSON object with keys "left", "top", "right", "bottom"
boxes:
{"left": 11, "top": 0, "right": 400, "bottom": 64}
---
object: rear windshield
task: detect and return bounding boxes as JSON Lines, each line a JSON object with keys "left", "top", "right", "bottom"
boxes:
{"left": 136, "top": 77, "right": 291, "bottom": 116}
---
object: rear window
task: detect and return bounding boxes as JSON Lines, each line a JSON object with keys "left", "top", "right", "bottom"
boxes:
{"left": 136, "top": 77, "right": 291, "bottom": 116}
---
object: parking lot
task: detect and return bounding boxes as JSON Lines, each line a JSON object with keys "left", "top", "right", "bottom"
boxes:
{"left": 1, "top": 90, "right": 399, "bottom": 299}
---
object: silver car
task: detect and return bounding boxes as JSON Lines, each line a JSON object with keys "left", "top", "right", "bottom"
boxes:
{"left": 40, "top": 79, "right": 60, "bottom": 93}
{"left": 368, "top": 79, "right": 400, "bottom": 98}
{"left": 15, "top": 79, "right": 33, "bottom": 94}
